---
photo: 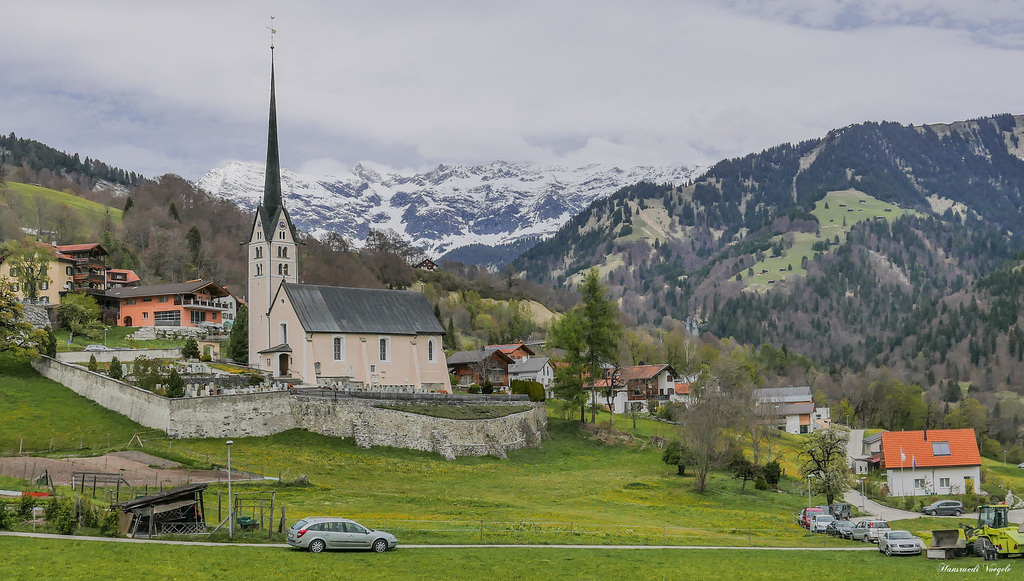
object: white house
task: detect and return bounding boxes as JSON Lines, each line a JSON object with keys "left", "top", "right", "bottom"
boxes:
{"left": 755, "top": 386, "right": 820, "bottom": 434}
{"left": 881, "top": 429, "right": 982, "bottom": 497}
{"left": 508, "top": 357, "right": 554, "bottom": 395}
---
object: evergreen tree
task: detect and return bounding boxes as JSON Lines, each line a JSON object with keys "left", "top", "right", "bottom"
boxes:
{"left": 123, "top": 196, "right": 134, "bottom": 214}
{"left": 108, "top": 356, "right": 123, "bottom": 380}
{"left": 443, "top": 317, "right": 458, "bottom": 351}
{"left": 165, "top": 369, "right": 185, "bottom": 398}
{"left": 227, "top": 305, "right": 248, "bottom": 363}
{"left": 182, "top": 337, "right": 200, "bottom": 359}
{"left": 43, "top": 326, "right": 56, "bottom": 358}
{"left": 548, "top": 267, "right": 623, "bottom": 422}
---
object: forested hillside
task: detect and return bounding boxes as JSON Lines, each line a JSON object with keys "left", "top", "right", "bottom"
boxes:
{"left": 513, "top": 114, "right": 1024, "bottom": 423}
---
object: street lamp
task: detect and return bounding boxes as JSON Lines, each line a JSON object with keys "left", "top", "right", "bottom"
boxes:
{"left": 807, "top": 474, "right": 814, "bottom": 509}
{"left": 226, "top": 440, "right": 234, "bottom": 538}
{"left": 860, "top": 477, "right": 867, "bottom": 514}
{"left": 103, "top": 326, "right": 109, "bottom": 347}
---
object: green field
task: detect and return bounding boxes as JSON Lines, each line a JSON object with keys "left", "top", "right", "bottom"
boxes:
{"left": 1, "top": 181, "right": 123, "bottom": 225}
{"left": 0, "top": 355, "right": 148, "bottom": 453}
{"left": 743, "top": 189, "right": 914, "bottom": 288}
{"left": 0, "top": 537, "right": 953, "bottom": 581}
{"left": 53, "top": 326, "right": 188, "bottom": 352}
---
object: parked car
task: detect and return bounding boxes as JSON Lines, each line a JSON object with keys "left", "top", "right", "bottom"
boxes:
{"left": 287, "top": 517, "right": 397, "bottom": 553}
{"left": 826, "top": 519, "right": 855, "bottom": 539}
{"left": 798, "top": 507, "right": 825, "bottom": 528}
{"left": 810, "top": 514, "right": 835, "bottom": 533}
{"left": 851, "top": 519, "right": 891, "bottom": 543}
{"left": 878, "top": 530, "right": 923, "bottom": 556}
{"left": 922, "top": 500, "right": 964, "bottom": 517}
{"left": 829, "top": 503, "right": 851, "bottom": 520}
{"left": 84, "top": 344, "right": 110, "bottom": 352}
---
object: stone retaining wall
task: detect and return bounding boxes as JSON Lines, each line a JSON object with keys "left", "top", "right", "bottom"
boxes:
{"left": 31, "top": 357, "right": 547, "bottom": 459}
{"left": 57, "top": 348, "right": 182, "bottom": 364}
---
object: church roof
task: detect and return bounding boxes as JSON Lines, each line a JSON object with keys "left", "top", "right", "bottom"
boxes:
{"left": 281, "top": 283, "right": 444, "bottom": 336}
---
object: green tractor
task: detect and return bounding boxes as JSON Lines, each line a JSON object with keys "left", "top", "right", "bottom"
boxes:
{"left": 961, "top": 504, "right": 1024, "bottom": 559}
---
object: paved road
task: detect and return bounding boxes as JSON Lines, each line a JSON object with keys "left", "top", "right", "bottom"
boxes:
{"left": 843, "top": 491, "right": 1024, "bottom": 525}
{"left": 846, "top": 429, "right": 864, "bottom": 469}
{"left": 0, "top": 531, "right": 879, "bottom": 551}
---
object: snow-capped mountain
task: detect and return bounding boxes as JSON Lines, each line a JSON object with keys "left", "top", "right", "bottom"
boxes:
{"left": 198, "top": 160, "right": 705, "bottom": 257}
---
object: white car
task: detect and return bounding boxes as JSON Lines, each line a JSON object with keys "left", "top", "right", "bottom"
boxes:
{"left": 84, "top": 344, "right": 110, "bottom": 352}
{"left": 810, "top": 514, "right": 835, "bottom": 533}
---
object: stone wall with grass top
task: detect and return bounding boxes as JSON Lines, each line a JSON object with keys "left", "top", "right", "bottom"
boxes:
{"left": 291, "top": 397, "right": 547, "bottom": 460}
{"left": 31, "top": 357, "right": 547, "bottom": 459}
{"left": 31, "top": 356, "right": 171, "bottom": 431}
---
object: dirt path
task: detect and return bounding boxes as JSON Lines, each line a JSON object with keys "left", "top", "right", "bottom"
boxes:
{"left": 0, "top": 451, "right": 260, "bottom": 489}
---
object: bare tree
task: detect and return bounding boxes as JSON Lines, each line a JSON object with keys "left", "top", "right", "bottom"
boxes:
{"left": 678, "top": 351, "right": 755, "bottom": 492}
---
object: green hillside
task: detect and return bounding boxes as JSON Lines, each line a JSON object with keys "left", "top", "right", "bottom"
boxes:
{"left": 1, "top": 181, "right": 123, "bottom": 225}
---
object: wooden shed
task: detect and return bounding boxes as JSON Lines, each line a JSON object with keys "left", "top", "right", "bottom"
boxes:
{"left": 119, "top": 483, "right": 208, "bottom": 537}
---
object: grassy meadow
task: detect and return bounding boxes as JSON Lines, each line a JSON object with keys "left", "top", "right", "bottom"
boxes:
{"left": 1, "top": 182, "right": 122, "bottom": 225}
{"left": 0, "top": 537, "right": 953, "bottom": 581}
{"left": 53, "top": 326, "right": 188, "bottom": 352}
{"left": 0, "top": 355, "right": 148, "bottom": 453}
{"left": 742, "top": 189, "right": 914, "bottom": 288}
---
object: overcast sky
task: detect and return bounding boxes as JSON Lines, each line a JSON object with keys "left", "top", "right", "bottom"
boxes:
{"left": 4, "top": 1, "right": 1024, "bottom": 181}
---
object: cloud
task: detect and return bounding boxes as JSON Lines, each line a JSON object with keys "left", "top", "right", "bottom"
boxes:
{"left": 2, "top": 1, "right": 1024, "bottom": 180}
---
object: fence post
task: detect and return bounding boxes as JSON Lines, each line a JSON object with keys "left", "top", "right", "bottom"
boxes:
{"left": 480, "top": 520, "right": 484, "bottom": 543}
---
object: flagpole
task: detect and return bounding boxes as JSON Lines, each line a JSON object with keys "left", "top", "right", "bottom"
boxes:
{"left": 900, "top": 445, "right": 905, "bottom": 498}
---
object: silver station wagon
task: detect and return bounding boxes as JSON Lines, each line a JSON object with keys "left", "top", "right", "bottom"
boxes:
{"left": 287, "top": 516, "right": 398, "bottom": 553}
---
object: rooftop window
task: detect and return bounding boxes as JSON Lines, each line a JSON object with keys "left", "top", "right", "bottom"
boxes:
{"left": 932, "top": 441, "right": 951, "bottom": 456}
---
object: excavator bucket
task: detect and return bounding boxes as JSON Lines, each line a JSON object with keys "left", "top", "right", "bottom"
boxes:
{"left": 927, "top": 529, "right": 966, "bottom": 559}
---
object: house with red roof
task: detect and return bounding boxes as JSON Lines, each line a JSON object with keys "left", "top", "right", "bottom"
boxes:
{"left": 586, "top": 364, "right": 678, "bottom": 414}
{"left": 485, "top": 342, "right": 536, "bottom": 362}
{"left": 106, "top": 269, "right": 141, "bottom": 289}
{"left": 880, "top": 429, "right": 982, "bottom": 497}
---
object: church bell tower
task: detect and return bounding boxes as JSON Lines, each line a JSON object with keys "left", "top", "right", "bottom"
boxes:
{"left": 247, "top": 41, "right": 298, "bottom": 371}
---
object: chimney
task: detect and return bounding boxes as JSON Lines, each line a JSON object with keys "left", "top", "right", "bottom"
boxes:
{"left": 923, "top": 428, "right": 928, "bottom": 441}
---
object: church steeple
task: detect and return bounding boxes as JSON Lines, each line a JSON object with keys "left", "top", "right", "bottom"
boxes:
{"left": 262, "top": 50, "right": 283, "bottom": 222}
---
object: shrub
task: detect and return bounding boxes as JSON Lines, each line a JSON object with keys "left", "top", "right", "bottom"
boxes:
{"left": 481, "top": 380, "right": 494, "bottom": 395}
{"left": 755, "top": 476, "right": 769, "bottom": 490}
{"left": 762, "top": 460, "right": 781, "bottom": 488}
{"left": 44, "top": 497, "right": 75, "bottom": 535}
{"left": 182, "top": 337, "right": 200, "bottom": 360}
{"left": 510, "top": 379, "right": 545, "bottom": 402}
{"left": 658, "top": 402, "right": 684, "bottom": 421}
{"left": 468, "top": 385, "right": 481, "bottom": 394}
{"left": 87, "top": 354, "right": 98, "bottom": 372}
{"left": 0, "top": 502, "right": 12, "bottom": 530}
{"left": 980, "top": 437, "right": 1002, "bottom": 461}
{"left": 18, "top": 495, "right": 35, "bottom": 519}
{"left": 98, "top": 509, "right": 120, "bottom": 537}
{"left": 248, "top": 373, "right": 264, "bottom": 386}
{"left": 200, "top": 354, "right": 212, "bottom": 362}
{"left": 108, "top": 356, "right": 123, "bottom": 380}
{"left": 80, "top": 505, "right": 99, "bottom": 529}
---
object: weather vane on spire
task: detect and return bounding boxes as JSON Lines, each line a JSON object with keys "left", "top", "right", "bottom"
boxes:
{"left": 267, "top": 16, "right": 276, "bottom": 50}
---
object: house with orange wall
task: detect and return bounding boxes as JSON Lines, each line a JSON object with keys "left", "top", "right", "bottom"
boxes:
{"left": 108, "top": 280, "right": 233, "bottom": 328}
{"left": 485, "top": 342, "right": 536, "bottom": 362}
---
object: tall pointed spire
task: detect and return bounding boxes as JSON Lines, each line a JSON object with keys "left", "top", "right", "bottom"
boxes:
{"left": 262, "top": 48, "right": 283, "bottom": 222}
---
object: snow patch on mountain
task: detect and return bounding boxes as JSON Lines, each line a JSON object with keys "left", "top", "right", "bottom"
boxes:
{"left": 199, "top": 160, "right": 705, "bottom": 256}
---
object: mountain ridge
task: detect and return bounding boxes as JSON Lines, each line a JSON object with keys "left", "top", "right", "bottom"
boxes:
{"left": 198, "top": 160, "right": 706, "bottom": 259}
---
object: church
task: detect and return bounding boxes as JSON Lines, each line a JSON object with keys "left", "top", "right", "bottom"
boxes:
{"left": 246, "top": 50, "right": 450, "bottom": 392}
